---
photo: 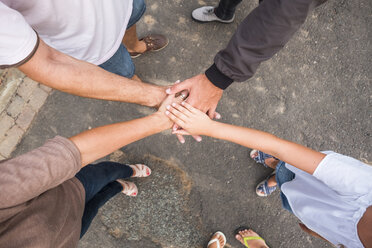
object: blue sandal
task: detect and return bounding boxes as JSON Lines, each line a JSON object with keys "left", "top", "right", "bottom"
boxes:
{"left": 250, "top": 149, "right": 278, "bottom": 168}
{"left": 256, "top": 173, "right": 277, "bottom": 197}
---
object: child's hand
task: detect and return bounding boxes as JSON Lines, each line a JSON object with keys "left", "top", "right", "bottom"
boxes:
{"left": 156, "top": 90, "right": 188, "bottom": 129}
{"left": 165, "top": 101, "right": 213, "bottom": 136}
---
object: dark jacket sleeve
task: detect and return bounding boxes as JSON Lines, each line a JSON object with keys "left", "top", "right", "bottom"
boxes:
{"left": 205, "top": 0, "right": 326, "bottom": 90}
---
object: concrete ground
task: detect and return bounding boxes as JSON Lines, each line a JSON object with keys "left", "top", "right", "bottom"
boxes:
{"left": 13, "top": 0, "right": 371, "bottom": 247}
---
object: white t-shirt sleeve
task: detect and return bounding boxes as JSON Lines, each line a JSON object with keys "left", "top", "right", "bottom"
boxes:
{"left": 313, "top": 152, "right": 372, "bottom": 197}
{"left": 0, "top": 2, "right": 38, "bottom": 68}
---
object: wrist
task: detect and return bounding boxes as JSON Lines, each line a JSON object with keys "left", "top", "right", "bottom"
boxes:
{"left": 205, "top": 64, "right": 233, "bottom": 90}
{"left": 151, "top": 112, "right": 172, "bottom": 131}
{"left": 202, "top": 119, "right": 218, "bottom": 137}
{"left": 142, "top": 84, "right": 167, "bottom": 108}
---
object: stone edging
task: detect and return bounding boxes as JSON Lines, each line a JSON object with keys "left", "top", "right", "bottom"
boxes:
{"left": 0, "top": 68, "right": 52, "bottom": 159}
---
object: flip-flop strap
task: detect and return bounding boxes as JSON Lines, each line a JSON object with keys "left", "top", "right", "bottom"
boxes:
{"left": 207, "top": 239, "right": 220, "bottom": 248}
{"left": 243, "top": 236, "right": 264, "bottom": 248}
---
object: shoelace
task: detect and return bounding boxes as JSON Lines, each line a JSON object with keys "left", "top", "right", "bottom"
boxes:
{"left": 203, "top": 7, "right": 215, "bottom": 15}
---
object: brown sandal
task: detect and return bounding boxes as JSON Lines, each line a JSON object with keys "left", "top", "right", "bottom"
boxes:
{"left": 130, "top": 34, "right": 169, "bottom": 58}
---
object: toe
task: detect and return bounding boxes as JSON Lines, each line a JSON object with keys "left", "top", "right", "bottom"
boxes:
{"left": 235, "top": 234, "right": 243, "bottom": 243}
{"left": 251, "top": 151, "right": 258, "bottom": 159}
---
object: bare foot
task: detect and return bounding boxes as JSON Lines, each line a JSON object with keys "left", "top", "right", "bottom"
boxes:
{"left": 235, "top": 229, "right": 268, "bottom": 248}
{"left": 207, "top": 232, "right": 226, "bottom": 248}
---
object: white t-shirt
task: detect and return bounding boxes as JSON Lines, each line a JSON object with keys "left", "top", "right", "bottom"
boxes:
{"left": 282, "top": 152, "right": 372, "bottom": 248}
{"left": 0, "top": 0, "right": 133, "bottom": 67}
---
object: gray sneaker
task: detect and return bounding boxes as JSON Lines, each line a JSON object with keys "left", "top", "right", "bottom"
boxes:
{"left": 191, "top": 6, "right": 235, "bottom": 23}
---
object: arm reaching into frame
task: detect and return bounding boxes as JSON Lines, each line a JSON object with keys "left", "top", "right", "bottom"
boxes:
{"left": 70, "top": 92, "right": 184, "bottom": 166}
{"left": 165, "top": 101, "right": 372, "bottom": 248}
{"left": 165, "top": 0, "right": 325, "bottom": 115}
{"left": 18, "top": 39, "right": 166, "bottom": 107}
{"left": 165, "top": 101, "right": 325, "bottom": 175}
{"left": 0, "top": 93, "right": 183, "bottom": 208}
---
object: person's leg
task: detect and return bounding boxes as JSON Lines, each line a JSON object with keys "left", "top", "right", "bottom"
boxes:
{"left": 122, "top": 24, "right": 147, "bottom": 54}
{"left": 275, "top": 161, "right": 295, "bottom": 213}
{"left": 75, "top": 161, "right": 133, "bottom": 202}
{"left": 80, "top": 181, "right": 123, "bottom": 237}
{"left": 99, "top": 45, "right": 136, "bottom": 79}
{"left": 122, "top": 0, "right": 168, "bottom": 57}
{"left": 122, "top": 0, "right": 147, "bottom": 53}
{"left": 251, "top": 151, "right": 279, "bottom": 196}
{"left": 99, "top": 0, "right": 167, "bottom": 79}
{"left": 191, "top": 0, "right": 242, "bottom": 23}
{"left": 215, "top": 0, "right": 243, "bottom": 20}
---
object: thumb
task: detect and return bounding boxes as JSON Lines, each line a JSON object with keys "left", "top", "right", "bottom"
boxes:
{"left": 166, "top": 80, "right": 190, "bottom": 94}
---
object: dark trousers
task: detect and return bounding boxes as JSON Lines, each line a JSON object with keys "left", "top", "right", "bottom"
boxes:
{"left": 75, "top": 161, "right": 133, "bottom": 237}
{"left": 215, "top": 0, "right": 243, "bottom": 20}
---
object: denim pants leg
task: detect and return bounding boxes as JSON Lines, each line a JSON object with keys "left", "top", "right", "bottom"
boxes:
{"left": 275, "top": 161, "right": 295, "bottom": 213}
{"left": 215, "top": 0, "right": 243, "bottom": 20}
{"left": 75, "top": 161, "right": 133, "bottom": 237}
{"left": 98, "top": 0, "right": 146, "bottom": 78}
{"left": 80, "top": 181, "right": 123, "bottom": 237}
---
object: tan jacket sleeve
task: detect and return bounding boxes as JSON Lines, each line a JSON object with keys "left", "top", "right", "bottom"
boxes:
{"left": 0, "top": 136, "right": 81, "bottom": 208}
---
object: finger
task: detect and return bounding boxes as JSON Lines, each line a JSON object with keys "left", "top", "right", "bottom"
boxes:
{"left": 171, "top": 102, "right": 192, "bottom": 117}
{"left": 175, "top": 90, "right": 189, "bottom": 102}
{"left": 214, "top": 111, "right": 221, "bottom": 120}
{"left": 184, "top": 95, "right": 209, "bottom": 114}
{"left": 176, "top": 134, "right": 185, "bottom": 144}
{"left": 181, "top": 101, "right": 199, "bottom": 114}
{"left": 172, "top": 130, "right": 192, "bottom": 135}
{"left": 166, "top": 81, "right": 190, "bottom": 94}
{"left": 207, "top": 104, "right": 217, "bottom": 119}
{"left": 165, "top": 110, "right": 186, "bottom": 127}
{"left": 172, "top": 123, "right": 179, "bottom": 132}
{"left": 192, "top": 135, "right": 202, "bottom": 142}
{"left": 167, "top": 104, "right": 189, "bottom": 122}
{"left": 172, "top": 131, "right": 202, "bottom": 142}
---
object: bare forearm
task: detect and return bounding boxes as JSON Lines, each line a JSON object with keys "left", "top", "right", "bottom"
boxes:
{"left": 207, "top": 121, "right": 325, "bottom": 174}
{"left": 19, "top": 40, "right": 164, "bottom": 106}
{"left": 69, "top": 113, "right": 168, "bottom": 166}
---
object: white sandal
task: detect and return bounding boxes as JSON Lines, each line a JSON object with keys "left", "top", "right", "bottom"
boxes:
{"left": 207, "top": 231, "right": 226, "bottom": 248}
{"left": 116, "top": 179, "right": 138, "bottom": 196}
{"left": 129, "top": 164, "right": 151, "bottom": 177}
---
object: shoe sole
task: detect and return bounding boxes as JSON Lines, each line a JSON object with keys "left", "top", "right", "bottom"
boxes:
{"left": 191, "top": 13, "right": 234, "bottom": 24}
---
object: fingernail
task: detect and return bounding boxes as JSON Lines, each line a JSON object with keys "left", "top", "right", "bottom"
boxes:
{"left": 165, "top": 111, "right": 170, "bottom": 115}
{"left": 175, "top": 80, "right": 180, "bottom": 84}
{"left": 172, "top": 103, "right": 176, "bottom": 107}
{"left": 166, "top": 88, "right": 171, "bottom": 94}
{"left": 181, "top": 140, "right": 185, "bottom": 144}
{"left": 181, "top": 101, "right": 185, "bottom": 105}
{"left": 166, "top": 105, "right": 171, "bottom": 110}
{"left": 216, "top": 113, "right": 221, "bottom": 119}
{"left": 173, "top": 126, "right": 177, "bottom": 131}
{"left": 196, "top": 137, "right": 202, "bottom": 142}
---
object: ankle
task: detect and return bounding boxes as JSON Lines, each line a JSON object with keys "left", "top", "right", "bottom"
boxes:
{"left": 130, "top": 40, "right": 146, "bottom": 53}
